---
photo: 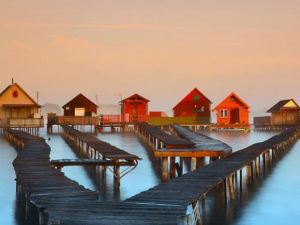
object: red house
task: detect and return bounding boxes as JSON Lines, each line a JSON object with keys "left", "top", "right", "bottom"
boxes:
{"left": 213, "top": 92, "right": 250, "bottom": 127}
{"left": 120, "top": 94, "right": 149, "bottom": 122}
{"left": 173, "top": 88, "right": 212, "bottom": 123}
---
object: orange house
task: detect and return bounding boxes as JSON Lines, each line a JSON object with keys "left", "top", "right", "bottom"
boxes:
{"left": 213, "top": 92, "right": 250, "bottom": 127}
{"left": 120, "top": 94, "right": 149, "bottom": 122}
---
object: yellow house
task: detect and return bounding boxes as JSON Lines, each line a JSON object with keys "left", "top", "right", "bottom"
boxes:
{"left": 0, "top": 82, "right": 43, "bottom": 128}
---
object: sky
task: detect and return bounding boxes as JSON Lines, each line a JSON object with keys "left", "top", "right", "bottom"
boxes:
{"left": 1, "top": 0, "right": 300, "bottom": 116}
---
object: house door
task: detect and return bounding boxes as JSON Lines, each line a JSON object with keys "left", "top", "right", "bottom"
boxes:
{"left": 75, "top": 108, "right": 85, "bottom": 116}
{"left": 230, "top": 109, "right": 240, "bottom": 124}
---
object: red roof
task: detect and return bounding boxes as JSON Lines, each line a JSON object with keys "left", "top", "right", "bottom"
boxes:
{"left": 120, "top": 93, "right": 150, "bottom": 103}
{"left": 212, "top": 92, "right": 250, "bottom": 111}
{"left": 173, "top": 88, "right": 212, "bottom": 110}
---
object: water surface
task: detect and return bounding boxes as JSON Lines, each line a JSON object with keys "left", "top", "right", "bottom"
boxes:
{"left": 1, "top": 128, "right": 299, "bottom": 225}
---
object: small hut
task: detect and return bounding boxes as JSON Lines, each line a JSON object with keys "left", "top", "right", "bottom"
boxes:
{"left": 172, "top": 88, "right": 211, "bottom": 123}
{"left": 63, "top": 94, "right": 98, "bottom": 117}
{"left": 213, "top": 92, "right": 250, "bottom": 127}
{"left": 0, "top": 81, "right": 43, "bottom": 129}
{"left": 120, "top": 94, "right": 149, "bottom": 122}
{"left": 267, "top": 99, "right": 300, "bottom": 126}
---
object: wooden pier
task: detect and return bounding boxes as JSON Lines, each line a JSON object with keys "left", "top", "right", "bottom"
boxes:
{"left": 61, "top": 125, "right": 141, "bottom": 188}
{"left": 4, "top": 127, "right": 299, "bottom": 225}
{"left": 136, "top": 123, "right": 232, "bottom": 181}
{"left": 126, "top": 128, "right": 299, "bottom": 223}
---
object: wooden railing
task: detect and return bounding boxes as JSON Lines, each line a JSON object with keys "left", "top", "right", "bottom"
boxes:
{"left": 48, "top": 116, "right": 99, "bottom": 125}
{"left": 148, "top": 116, "right": 211, "bottom": 126}
{"left": 101, "top": 114, "right": 149, "bottom": 125}
{"left": 0, "top": 118, "right": 44, "bottom": 128}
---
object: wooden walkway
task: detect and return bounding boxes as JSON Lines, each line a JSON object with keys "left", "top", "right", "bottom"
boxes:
{"left": 127, "top": 128, "right": 299, "bottom": 211}
{"left": 172, "top": 125, "right": 232, "bottom": 156}
{"left": 137, "top": 123, "right": 195, "bottom": 149}
{"left": 136, "top": 123, "right": 232, "bottom": 181}
{"left": 51, "top": 159, "right": 137, "bottom": 168}
{"left": 61, "top": 125, "right": 140, "bottom": 161}
{"left": 5, "top": 128, "right": 299, "bottom": 225}
{"left": 61, "top": 125, "right": 141, "bottom": 188}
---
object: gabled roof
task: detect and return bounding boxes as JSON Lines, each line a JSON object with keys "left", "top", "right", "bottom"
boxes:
{"left": 0, "top": 82, "right": 40, "bottom": 107}
{"left": 212, "top": 92, "right": 250, "bottom": 111}
{"left": 120, "top": 93, "right": 150, "bottom": 103}
{"left": 267, "top": 99, "right": 299, "bottom": 113}
{"left": 173, "top": 88, "right": 212, "bottom": 110}
{"left": 63, "top": 93, "right": 98, "bottom": 108}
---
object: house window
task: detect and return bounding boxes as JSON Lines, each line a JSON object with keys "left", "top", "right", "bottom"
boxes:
{"left": 193, "top": 95, "right": 200, "bottom": 101}
{"left": 12, "top": 90, "right": 18, "bottom": 98}
{"left": 221, "top": 109, "right": 228, "bottom": 118}
{"left": 201, "top": 106, "right": 205, "bottom": 112}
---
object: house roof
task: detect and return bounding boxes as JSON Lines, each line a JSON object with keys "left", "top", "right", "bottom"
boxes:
{"left": 0, "top": 82, "right": 41, "bottom": 107}
{"left": 120, "top": 93, "right": 150, "bottom": 103}
{"left": 63, "top": 93, "right": 98, "bottom": 108}
{"left": 266, "top": 99, "right": 300, "bottom": 113}
{"left": 173, "top": 88, "right": 212, "bottom": 110}
{"left": 212, "top": 92, "right": 250, "bottom": 111}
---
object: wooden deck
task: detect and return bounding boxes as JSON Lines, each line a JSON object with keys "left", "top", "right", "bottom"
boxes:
{"left": 172, "top": 125, "right": 232, "bottom": 156}
{"left": 127, "top": 128, "right": 299, "bottom": 210}
{"left": 137, "top": 123, "right": 195, "bottom": 149}
{"left": 61, "top": 125, "right": 141, "bottom": 188}
{"left": 5, "top": 128, "right": 299, "bottom": 225}
{"left": 136, "top": 123, "right": 232, "bottom": 181}
{"left": 61, "top": 125, "right": 140, "bottom": 161}
{"left": 51, "top": 159, "right": 137, "bottom": 168}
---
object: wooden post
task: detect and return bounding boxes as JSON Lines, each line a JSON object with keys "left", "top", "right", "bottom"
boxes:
{"left": 114, "top": 164, "right": 120, "bottom": 189}
{"left": 190, "top": 157, "right": 197, "bottom": 171}
{"left": 228, "top": 175, "right": 235, "bottom": 201}
{"left": 196, "top": 157, "right": 205, "bottom": 169}
{"left": 255, "top": 157, "right": 260, "bottom": 177}
{"left": 224, "top": 179, "right": 227, "bottom": 205}
{"left": 247, "top": 163, "right": 253, "bottom": 184}
{"left": 170, "top": 157, "right": 176, "bottom": 178}
{"left": 239, "top": 169, "right": 243, "bottom": 194}
{"left": 161, "top": 157, "right": 169, "bottom": 182}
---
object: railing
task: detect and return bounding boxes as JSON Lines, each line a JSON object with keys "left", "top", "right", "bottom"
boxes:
{"left": 56, "top": 116, "right": 99, "bottom": 125}
{"left": 253, "top": 116, "right": 272, "bottom": 127}
{"left": 177, "top": 200, "right": 202, "bottom": 225}
{"left": 0, "top": 118, "right": 44, "bottom": 128}
{"left": 148, "top": 116, "right": 211, "bottom": 126}
{"left": 101, "top": 114, "right": 149, "bottom": 125}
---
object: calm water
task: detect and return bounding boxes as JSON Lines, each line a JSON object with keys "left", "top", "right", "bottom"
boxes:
{"left": 0, "top": 128, "right": 299, "bottom": 225}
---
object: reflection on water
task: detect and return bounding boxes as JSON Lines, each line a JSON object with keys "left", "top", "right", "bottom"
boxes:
{"left": 1, "top": 128, "right": 299, "bottom": 225}
{"left": 233, "top": 141, "right": 300, "bottom": 225}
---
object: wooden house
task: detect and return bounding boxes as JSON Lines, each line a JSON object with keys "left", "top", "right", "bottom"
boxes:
{"left": 120, "top": 94, "right": 149, "bottom": 122}
{"left": 213, "top": 92, "right": 250, "bottom": 127}
{"left": 0, "top": 82, "right": 43, "bottom": 128}
{"left": 267, "top": 99, "right": 300, "bottom": 126}
{"left": 172, "top": 88, "right": 211, "bottom": 123}
{"left": 63, "top": 94, "right": 98, "bottom": 117}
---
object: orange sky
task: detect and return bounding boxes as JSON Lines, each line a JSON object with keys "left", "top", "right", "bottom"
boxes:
{"left": 1, "top": 0, "right": 300, "bottom": 115}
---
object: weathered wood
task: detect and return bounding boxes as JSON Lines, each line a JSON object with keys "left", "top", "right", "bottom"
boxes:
{"left": 4, "top": 127, "right": 299, "bottom": 225}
